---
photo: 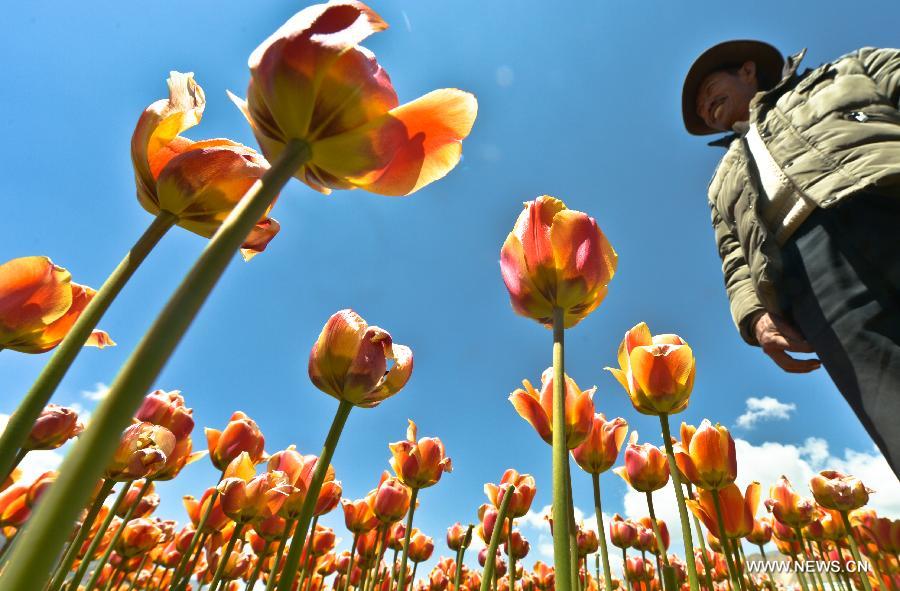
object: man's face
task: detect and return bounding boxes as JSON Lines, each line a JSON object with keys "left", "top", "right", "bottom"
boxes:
{"left": 695, "top": 61, "right": 758, "bottom": 132}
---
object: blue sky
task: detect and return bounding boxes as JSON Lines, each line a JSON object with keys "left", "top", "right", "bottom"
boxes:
{"left": 2, "top": 0, "right": 899, "bottom": 581}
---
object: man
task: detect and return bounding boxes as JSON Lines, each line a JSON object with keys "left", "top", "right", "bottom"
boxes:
{"left": 683, "top": 40, "right": 900, "bottom": 477}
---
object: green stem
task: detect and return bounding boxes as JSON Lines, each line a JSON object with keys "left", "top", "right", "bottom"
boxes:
{"left": 687, "top": 483, "right": 715, "bottom": 591}
{"left": 710, "top": 489, "right": 744, "bottom": 591}
{"left": 182, "top": 531, "right": 210, "bottom": 591}
{"left": 172, "top": 480, "right": 228, "bottom": 591}
{"left": 208, "top": 523, "right": 242, "bottom": 591}
{"left": 245, "top": 542, "right": 270, "bottom": 591}
{"left": 622, "top": 547, "right": 632, "bottom": 591}
{"left": 566, "top": 460, "right": 580, "bottom": 591}
{"left": 297, "top": 515, "right": 320, "bottom": 591}
{"left": 409, "top": 562, "right": 419, "bottom": 591}
{"left": 453, "top": 525, "right": 474, "bottom": 591}
{"left": 396, "top": 488, "right": 418, "bottom": 591}
{"left": 550, "top": 307, "right": 574, "bottom": 591}
{"left": 0, "top": 212, "right": 177, "bottom": 485}
{"left": 757, "top": 544, "right": 775, "bottom": 591}
{"left": 276, "top": 399, "right": 353, "bottom": 591}
{"left": 340, "top": 534, "right": 359, "bottom": 591}
{"left": 47, "top": 478, "right": 116, "bottom": 591}
{"left": 125, "top": 554, "right": 149, "bottom": 591}
{"left": 508, "top": 515, "right": 516, "bottom": 591}
{"left": 0, "top": 141, "right": 310, "bottom": 591}
{"left": 85, "top": 480, "right": 153, "bottom": 591}
{"left": 66, "top": 479, "right": 134, "bottom": 591}
{"left": 101, "top": 563, "right": 122, "bottom": 591}
{"left": 818, "top": 541, "right": 841, "bottom": 591}
{"left": 646, "top": 491, "right": 675, "bottom": 591}
{"left": 364, "top": 526, "right": 389, "bottom": 591}
{"left": 388, "top": 547, "right": 398, "bottom": 591}
{"left": 802, "top": 536, "right": 826, "bottom": 591}
{"left": 265, "top": 519, "right": 296, "bottom": 591}
{"left": 145, "top": 563, "right": 161, "bottom": 591}
{"left": 591, "top": 474, "right": 614, "bottom": 591}
{"left": 479, "top": 485, "right": 515, "bottom": 591}
{"left": 659, "top": 414, "right": 700, "bottom": 591}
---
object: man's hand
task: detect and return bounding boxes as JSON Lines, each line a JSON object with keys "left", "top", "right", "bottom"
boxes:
{"left": 752, "top": 312, "right": 821, "bottom": 373}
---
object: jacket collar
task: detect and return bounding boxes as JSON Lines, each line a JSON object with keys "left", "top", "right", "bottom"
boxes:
{"left": 707, "top": 48, "right": 807, "bottom": 149}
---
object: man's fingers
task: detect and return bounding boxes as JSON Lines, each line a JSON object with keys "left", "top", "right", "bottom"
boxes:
{"left": 772, "top": 320, "right": 815, "bottom": 352}
{"left": 768, "top": 349, "right": 821, "bottom": 373}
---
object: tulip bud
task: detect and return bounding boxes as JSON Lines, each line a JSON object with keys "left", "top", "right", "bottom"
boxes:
{"left": 106, "top": 422, "right": 176, "bottom": 481}
{"left": 183, "top": 487, "right": 230, "bottom": 533}
{"left": 308, "top": 309, "right": 413, "bottom": 408}
{"left": 135, "top": 390, "right": 195, "bottom": 441}
{"left": 309, "top": 524, "right": 336, "bottom": 556}
{"left": 606, "top": 322, "right": 695, "bottom": 416}
{"left": 509, "top": 368, "right": 596, "bottom": 449}
{"left": 500, "top": 196, "right": 617, "bottom": 328}
{"left": 343, "top": 497, "right": 379, "bottom": 534}
{"left": 0, "top": 256, "right": 114, "bottom": 353}
{"left": 408, "top": 530, "right": 434, "bottom": 563}
{"left": 503, "top": 530, "right": 530, "bottom": 560}
{"left": 765, "top": 475, "right": 815, "bottom": 527}
{"left": 609, "top": 515, "right": 638, "bottom": 549}
{"left": 484, "top": 470, "right": 537, "bottom": 519}
{"left": 637, "top": 517, "right": 669, "bottom": 553}
{"left": 389, "top": 419, "right": 452, "bottom": 489}
{"left": 370, "top": 477, "right": 411, "bottom": 523}
{"left": 233, "top": 2, "right": 477, "bottom": 196}
{"left": 205, "top": 411, "right": 266, "bottom": 471}
{"left": 745, "top": 516, "right": 773, "bottom": 545}
{"left": 446, "top": 522, "right": 469, "bottom": 552}
{"left": 613, "top": 432, "right": 669, "bottom": 493}
{"left": 809, "top": 470, "right": 873, "bottom": 512}
{"left": 117, "top": 517, "right": 164, "bottom": 557}
{"left": 116, "top": 480, "right": 159, "bottom": 518}
{"left": 24, "top": 404, "right": 84, "bottom": 451}
{"left": 571, "top": 414, "right": 628, "bottom": 475}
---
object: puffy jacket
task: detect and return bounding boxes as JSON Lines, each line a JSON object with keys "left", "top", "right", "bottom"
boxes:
{"left": 707, "top": 47, "right": 900, "bottom": 344}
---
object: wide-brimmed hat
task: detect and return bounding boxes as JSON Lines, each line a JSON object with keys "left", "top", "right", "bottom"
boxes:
{"left": 682, "top": 40, "right": 784, "bottom": 135}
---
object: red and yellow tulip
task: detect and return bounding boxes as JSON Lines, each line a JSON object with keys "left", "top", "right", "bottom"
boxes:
{"left": 24, "top": 404, "right": 84, "bottom": 451}
{"left": 106, "top": 422, "right": 176, "bottom": 481}
{"left": 809, "top": 470, "right": 873, "bottom": 512}
{"left": 484, "top": 469, "right": 537, "bottom": 519}
{"left": 571, "top": 413, "right": 628, "bottom": 475}
{"left": 232, "top": 1, "right": 477, "bottom": 196}
{"left": 499, "top": 196, "right": 617, "bottom": 328}
{"left": 687, "top": 482, "right": 760, "bottom": 539}
{"left": 205, "top": 411, "right": 266, "bottom": 471}
{"left": 0, "top": 256, "right": 114, "bottom": 353}
{"left": 606, "top": 322, "right": 695, "bottom": 416}
{"left": 613, "top": 432, "right": 669, "bottom": 493}
{"left": 673, "top": 420, "right": 737, "bottom": 491}
{"left": 389, "top": 420, "right": 452, "bottom": 489}
{"left": 765, "top": 475, "right": 815, "bottom": 527}
{"left": 509, "top": 368, "right": 595, "bottom": 449}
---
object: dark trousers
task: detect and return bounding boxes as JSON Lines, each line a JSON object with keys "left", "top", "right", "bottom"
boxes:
{"left": 781, "top": 190, "right": 900, "bottom": 480}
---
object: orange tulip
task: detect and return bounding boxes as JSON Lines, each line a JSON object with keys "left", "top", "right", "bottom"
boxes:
{"left": 232, "top": 1, "right": 476, "bottom": 196}
{"left": 484, "top": 469, "right": 537, "bottom": 519}
{"left": 24, "top": 403, "right": 84, "bottom": 451}
{"left": 135, "top": 390, "right": 194, "bottom": 441}
{"left": 369, "top": 476, "right": 411, "bottom": 523}
{"left": 446, "top": 522, "right": 469, "bottom": 551}
{"left": 217, "top": 471, "right": 293, "bottom": 524}
{"left": 309, "top": 524, "right": 337, "bottom": 556}
{"left": 637, "top": 517, "right": 669, "bottom": 552}
{"left": 308, "top": 309, "right": 413, "bottom": 408}
{"left": 477, "top": 503, "right": 510, "bottom": 543}
{"left": 606, "top": 322, "right": 695, "bottom": 416}
{"left": 268, "top": 449, "right": 342, "bottom": 519}
{"left": 116, "top": 480, "right": 158, "bottom": 518}
{"left": 673, "top": 420, "right": 737, "bottom": 491}
{"left": 871, "top": 517, "right": 900, "bottom": 553}
{"left": 504, "top": 530, "right": 530, "bottom": 560}
{"left": 389, "top": 419, "right": 452, "bottom": 489}
{"left": 809, "top": 470, "right": 873, "bottom": 512}
{"left": 613, "top": 432, "right": 669, "bottom": 493}
{"left": 632, "top": 524, "right": 656, "bottom": 553}
{"left": 205, "top": 411, "right": 266, "bottom": 471}
{"left": 106, "top": 422, "right": 176, "bottom": 481}
{"left": 183, "top": 487, "right": 230, "bottom": 533}
{"left": 533, "top": 561, "right": 555, "bottom": 590}
{"left": 571, "top": 413, "right": 628, "bottom": 474}
{"left": 625, "top": 556, "right": 655, "bottom": 582}
{"left": 577, "top": 527, "right": 600, "bottom": 557}
{"left": 117, "top": 517, "right": 165, "bottom": 557}
{"left": 0, "top": 256, "right": 113, "bottom": 353}
{"left": 509, "top": 368, "right": 595, "bottom": 449}
{"left": 342, "top": 496, "right": 379, "bottom": 534}
{"left": 408, "top": 530, "right": 435, "bottom": 563}
{"left": 153, "top": 436, "right": 206, "bottom": 481}
{"left": 131, "top": 72, "right": 279, "bottom": 260}
{"left": 499, "top": 196, "right": 617, "bottom": 328}
{"left": 745, "top": 515, "right": 773, "bottom": 545}
{"left": 686, "top": 482, "right": 760, "bottom": 539}
{"left": 0, "top": 471, "right": 56, "bottom": 530}
{"left": 765, "top": 475, "right": 815, "bottom": 527}
{"left": 609, "top": 514, "right": 638, "bottom": 549}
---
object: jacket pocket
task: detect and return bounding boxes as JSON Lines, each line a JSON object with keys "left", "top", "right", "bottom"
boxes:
{"left": 842, "top": 109, "right": 900, "bottom": 124}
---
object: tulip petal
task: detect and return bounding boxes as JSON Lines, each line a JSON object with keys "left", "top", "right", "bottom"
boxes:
{"left": 509, "top": 383, "right": 552, "bottom": 445}
{"left": 0, "top": 256, "right": 72, "bottom": 340}
{"left": 364, "top": 343, "right": 413, "bottom": 407}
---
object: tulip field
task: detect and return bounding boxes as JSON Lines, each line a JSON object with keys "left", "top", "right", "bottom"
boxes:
{"left": 0, "top": 2, "right": 898, "bottom": 591}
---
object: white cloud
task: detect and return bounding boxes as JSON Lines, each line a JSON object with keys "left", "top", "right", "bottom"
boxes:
{"left": 81, "top": 382, "right": 110, "bottom": 401}
{"left": 735, "top": 396, "right": 796, "bottom": 429}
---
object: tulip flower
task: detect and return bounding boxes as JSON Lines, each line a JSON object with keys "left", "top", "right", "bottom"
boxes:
{"left": 533, "top": 561, "right": 555, "bottom": 590}
{"left": 370, "top": 476, "right": 411, "bottom": 524}
{"left": 509, "top": 368, "right": 596, "bottom": 449}
{"left": 0, "top": 256, "right": 114, "bottom": 354}
{"left": 135, "top": 390, "right": 195, "bottom": 441}
{"left": 105, "top": 422, "right": 176, "bottom": 482}
{"left": 447, "top": 522, "right": 469, "bottom": 552}
{"left": 504, "top": 530, "right": 531, "bottom": 560}
{"left": 609, "top": 515, "right": 638, "bottom": 549}
{"left": 152, "top": 436, "right": 206, "bottom": 482}
{"left": 117, "top": 518, "right": 165, "bottom": 558}
{"left": 131, "top": 72, "right": 280, "bottom": 260}
{"left": 638, "top": 517, "right": 670, "bottom": 554}
{"left": 606, "top": 323, "right": 695, "bottom": 417}
{"left": 571, "top": 414, "right": 628, "bottom": 475}
{"left": 500, "top": 195, "right": 617, "bottom": 328}
{"left": 765, "top": 476, "right": 815, "bottom": 527}
{"left": 217, "top": 471, "right": 293, "bottom": 524}
{"left": 205, "top": 411, "right": 266, "bottom": 471}
{"left": 116, "top": 480, "right": 159, "bottom": 518}
{"left": 408, "top": 530, "right": 435, "bottom": 563}
{"left": 673, "top": 420, "right": 737, "bottom": 491}
{"left": 614, "top": 433, "right": 669, "bottom": 493}
{"left": 343, "top": 496, "right": 379, "bottom": 534}
{"left": 308, "top": 309, "right": 413, "bottom": 408}
{"left": 389, "top": 419, "right": 452, "bottom": 489}
{"left": 687, "top": 483, "right": 760, "bottom": 540}
{"left": 484, "top": 470, "right": 537, "bottom": 519}
{"left": 231, "top": 1, "right": 477, "bottom": 196}
{"left": 745, "top": 516, "right": 773, "bottom": 545}
{"left": 576, "top": 527, "right": 600, "bottom": 557}
{"left": 269, "top": 450, "right": 341, "bottom": 519}
{"left": 23, "top": 404, "right": 84, "bottom": 451}
{"left": 183, "top": 487, "right": 230, "bottom": 534}
{"left": 809, "top": 470, "right": 873, "bottom": 512}
{"left": 625, "top": 556, "right": 655, "bottom": 583}
{"left": 309, "top": 524, "right": 337, "bottom": 556}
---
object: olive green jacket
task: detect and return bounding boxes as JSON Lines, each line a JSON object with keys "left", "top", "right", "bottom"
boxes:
{"left": 707, "top": 47, "right": 900, "bottom": 344}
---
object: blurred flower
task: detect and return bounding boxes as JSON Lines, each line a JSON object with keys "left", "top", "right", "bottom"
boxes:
{"left": 117, "top": 517, "right": 165, "bottom": 557}
{"left": 370, "top": 475, "right": 411, "bottom": 523}
{"left": 389, "top": 419, "right": 452, "bottom": 489}
{"left": 106, "top": 422, "right": 176, "bottom": 481}
{"left": 183, "top": 486, "right": 230, "bottom": 533}
{"left": 809, "top": 470, "right": 873, "bottom": 512}
{"left": 24, "top": 404, "right": 84, "bottom": 451}
{"left": 673, "top": 420, "right": 737, "bottom": 491}
{"left": 308, "top": 309, "right": 413, "bottom": 408}
{"left": 408, "top": 530, "right": 435, "bottom": 563}
{"left": 153, "top": 436, "right": 206, "bottom": 481}
{"left": 0, "top": 256, "right": 113, "bottom": 353}
{"left": 205, "top": 411, "right": 266, "bottom": 471}
{"left": 232, "top": 1, "right": 477, "bottom": 196}
{"left": 609, "top": 514, "right": 638, "bottom": 549}
{"left": 637, "top": 517, "right": 669, "bottom": 553}
{"left": 745, "top": 515, "right": 773, "bottom": 545}
{"left": 387, "top": 521, "right": 406, "bottom": 551}
{"left": 309, "top": 524, "right": 337, "bottom": 555}
{"left": 484, "top": 469, "right": 537, "bottom": 518}
{"left": 342, "top": 495, "right": 379, "bottom": 534}
{"left": 606, "top": 322, "right": 695, "bottom": 416}
{"left": 765, "top": 475, "right": 815, "bottom": 527}
{"left": 504, "top": 530, "right": 530, "bottom": 560}
{"left": 500, "top": 196, "right": 617, "bottom": 328}
{"left": 571, "top": 413, "right": 628, "bottom": 475}
{"left": 871, "top": 517, "right": 900, "bottom": 553}
{"left": 446, "top": 522, "right": 469, "bottom": 551}
{"left": 131, "top": 72, "right": 279, "bottom": 260}
{"left": 613, "top": 432, "right": 669, "bottom": 492}
{"left": 687, "top": 482, "right": 760, "bottom": 539}
{"left": 477, "top": 503, "right": 510, "bottom": 543}
{"left": 532, "top": 561, "right": 555, "bottom": 590}
{"left": 625, "top": 556, "right": 655, "bottom": 582}
{"left": 135, "top": 390, "right": 194, "bottom": 441}
{"left": 576, "top": 526, "right": 599, "bottom": 557}
{"left": 509, "top": 368, "right": 595, "bottom": 449}
{"left": 116, "top": 480, "right": 159, "bottom": 518}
